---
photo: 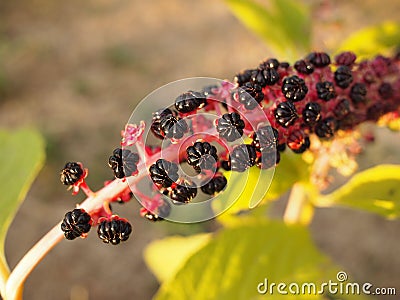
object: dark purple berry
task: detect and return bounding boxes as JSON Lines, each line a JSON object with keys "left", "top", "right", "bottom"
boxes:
{"left": 260, "top": 58, "right": 280, "bottom": 70}
{"left": 60, "top": 162, "right": 84, "bottom": 186}
{"left": 316, "top": 81, "right": 336, "bottom": 101}
{"left": 275, "top": 101, "right": 298, "bottom": 127}
{"left": 294, "top": 59, "right": 314, "bottom": 74}
{"left": 175, "top": 90, "right": 207, "bottom": 113}
{"left": 286, "top": 130, "right": 310, "bottom": 153}
{"left": 277, "top": 143, "right": 286, "bottom": 152}
{"left": 141, "top": 200, "right": 171, "bottom": 222}
{"left": 315, "top": 117, "right": 338, "bottom": 139}
{"left": 252, "top": 126, "right": 279, "bottom": 151}
{"left": 166, "top": 179, "right": 197, "bottom": 204}
{"left": 333, "top": 99, "right": 351, "bottom": 119}
{"left": 334, "top": 66, "right": 353, "bottom": 89}
{"left": 282, "top": 75, "right": 308, "bottom": 102}
{"left": 367, "top": 103, "right": 389, "bottom": 121}
{"left": 378, "top": 82, "right": 393, "bottom": 99}
{"left": 216, "top": 112, "right": 245, "bottom": 142}
{"left": 220, "top": 160, "right": 231, "bottom": 171}
{"left": 61, "top": 208, "right": 91, "bottom": 240}
{"left": 256, "top": 148, "right": 280, "bottom": 169}
{"left": 251, "top": 67, "right": 279, "bottom": 87}
{"left": 230, "top": 144, "right": 257, "bottom": 172}
{"left": 335, "top": 51, "right": 357, "bottom": 66}
{"left": 151, "top": 108, "right": 174, "bottom": 139}
{"left": 200, "top": 175, "right": 227, "bottom": 195}
{"left": 307, "top": 52, "right": 331, "bottom": 67}
{"left": 302, "top": 102, "right": 321, "bottom": 126}
{"left": 186, "top": 141, "right": 218, "bottom": 172}
{"left": 234, "top": 69, "right": 254, "bottom": 86}
{"left": 237, "top": 82, "right": 264, "bottom": 110}
{"left": 149, "top": 159, "right": 179, "bottom": 188}
{"left": 201, "top": 85, "right": 218, "bottom": 97}
{"left": 279, "top": 62, "right": 290, "bottom": 69}
{"left": 350, "top": 83, "right": 367, "bottom": 104}
{"left": 97, "top": 218, "right": 132, "bottom": 245}
{"left": 108, "top": 148, "right": 140, "bottom": 179}
{"left": 160, "top": 115, "right": 189, "bottom": 139}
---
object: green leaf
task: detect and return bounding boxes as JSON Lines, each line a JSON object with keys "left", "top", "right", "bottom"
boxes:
{"left": 144, "top": 233, "right": 211, "bottom": 283}
{"left": 0, "top": 129, "right": 45, "bottom": 294}
{"left": 154, "top": 221, "right": 363, "bottom": 300}
{"left": 320, "top": 165, "right": 400, "bottom": 218}
{"left": 224, "top": 0, "right": 311, "bottom": 60}
{"left": 213, "top": 151, "right": 310, "bottom": 226}
{"left": 337, "top": 21, "right": 400, "bottom": 59}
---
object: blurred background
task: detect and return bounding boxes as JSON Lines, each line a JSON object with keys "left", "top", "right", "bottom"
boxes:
{"left": 1, "top": 0, "right": 400, "bottom": 299}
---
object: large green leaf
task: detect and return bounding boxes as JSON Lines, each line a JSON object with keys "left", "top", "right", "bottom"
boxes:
{"left": 213, "top": 151, "right": 310, "bottom": 225}
{"left": 224, "top": 0, "right": 311, "bottom": 60}
{"left": 154, "top": 221, "right": 364, "bottom": 300}
{"left": 144, "top": 233, "right": 211, "bottom": 283}
{"left": 320, "top": 165, "right": 400, "bottom": 218}
{"left": 0, "top": 129, "right": 45, "bottom": 294}
{"left": 337, "top": 21, "right": 400, "bottom": 59}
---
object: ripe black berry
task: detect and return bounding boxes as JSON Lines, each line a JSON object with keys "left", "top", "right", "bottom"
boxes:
{"left": 141, "top": 200, "right": 171, "bottom": 222}
{"left": 149, "top": 159, "right": 179, "bottom": 188}
{"left": 286, "top": 130, "right": 310, "bottom": 153}
{"left": 165, "top": 179, "right": 197, "bottom": 204}
{"left": 175, "top": 90, "right": 207, "bottom": 113}
{"left": 237, "top": 82, "right": 264, "bottom": 110}
{"left": 294, "top": 59, "right": 314, "bottom": 74}
{"left": 200, "top": 175, "right": 227, "bottom": 195}
{"left": 160, "top": 115, "right": 189, "bottom": 139}
{"left": 334, "top": 66, "right": 353, "bottom": 89}
{"left": 333, "top": 99, "right": 351, "bottom": 119}
{"left": 260, "top": 58, "right": 280, "bottom": 70}
{"left": 275, "top": 101, "right": 298, "bottom": 127}
{"left": 367, "top": 103, "right": 389, "bottom": 121}
{"left": 306, "top": 52, "right": 331, "bottom": 67}
{"left": 61, "top": 208, "right": 91, "bottom": 240}
{"left": 279, "top": 62, "right": 290, "bottom": 69}
{"left": 216, "top": 112, "right": 245, "bottom": 142}
{"left": 151, "top": 108, "right": 174, "bottom": 139}
{"left": 252, "top": 126, "right": 279, "bottom": 151}
{"left": 97, "top": 218, "right": 132, "bottom": 245}
{"left": 186, "top": 141, "right": 218, "bottom": 172}
{"left": 60, "top": 162, "right": 84, "bottom": 186}
{"left": 251, "top": 67, "right": 279, "bottom": 87}
{"left": 108, "top": 148, "right": 140, "bottom": 179}
{"left": 234, "top": 69, "right": 254, "bottom": 86}
{"left": 281, "top": 75, "right": 308, "bottom": 102}
{"left": 315, "top": 117, "right": 338, "bottom": 139}
{"left": 335, "top": 51, "right": 357, "bottom": 66}
{"left": 378, "top": 82, "right": 393, "bottom": 99}
{"left": 302, "top": 102, "right": 321, "bottom": 126}
{"left": 220, "top": 160, "right": 231, "bottom": 171}
{"left": 256, "top": 148, "right": 280, "bottom": 169}
{"left": 316, "top": 81, "right": 336, "bottom": 101}
{"left": 230, "top": 144, "right": 257, "bottom": 172}
{"left": 350, "top": 83, "right": 367, "bottom": 104}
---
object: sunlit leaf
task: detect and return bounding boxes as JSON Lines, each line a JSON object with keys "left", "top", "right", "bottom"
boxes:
{"left": 0, "top": 129, "right": 45, "bottom": 294}
{"left": 213, "top": 151, "right": 310, "bottom": 226}
{"left": 154, "top": 221, "right": 365, "bottom": 300}
{"left": 337, "top": 21, "right": 400, "bottom": 59}
{"left": 144, "top": 233, "right": 211, "bottom": 283}
{"left": 320, "top": 165, "right": 400, "bottom": 218}
{"left": 224, "top": 0, "right": 311, "bottom": 60}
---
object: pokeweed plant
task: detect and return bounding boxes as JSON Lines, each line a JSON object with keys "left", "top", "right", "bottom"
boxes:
{"left": 1, "top": 1, "right": 400, "bottom": 299}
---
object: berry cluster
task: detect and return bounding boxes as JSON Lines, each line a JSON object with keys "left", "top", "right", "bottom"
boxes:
{"left": 59, "top": 50, "right": 400, "bottom": 244}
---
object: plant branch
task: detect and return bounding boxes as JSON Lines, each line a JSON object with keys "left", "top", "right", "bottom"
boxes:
{"left": 283, "top": 182, "right": 313, "bottom": 225}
